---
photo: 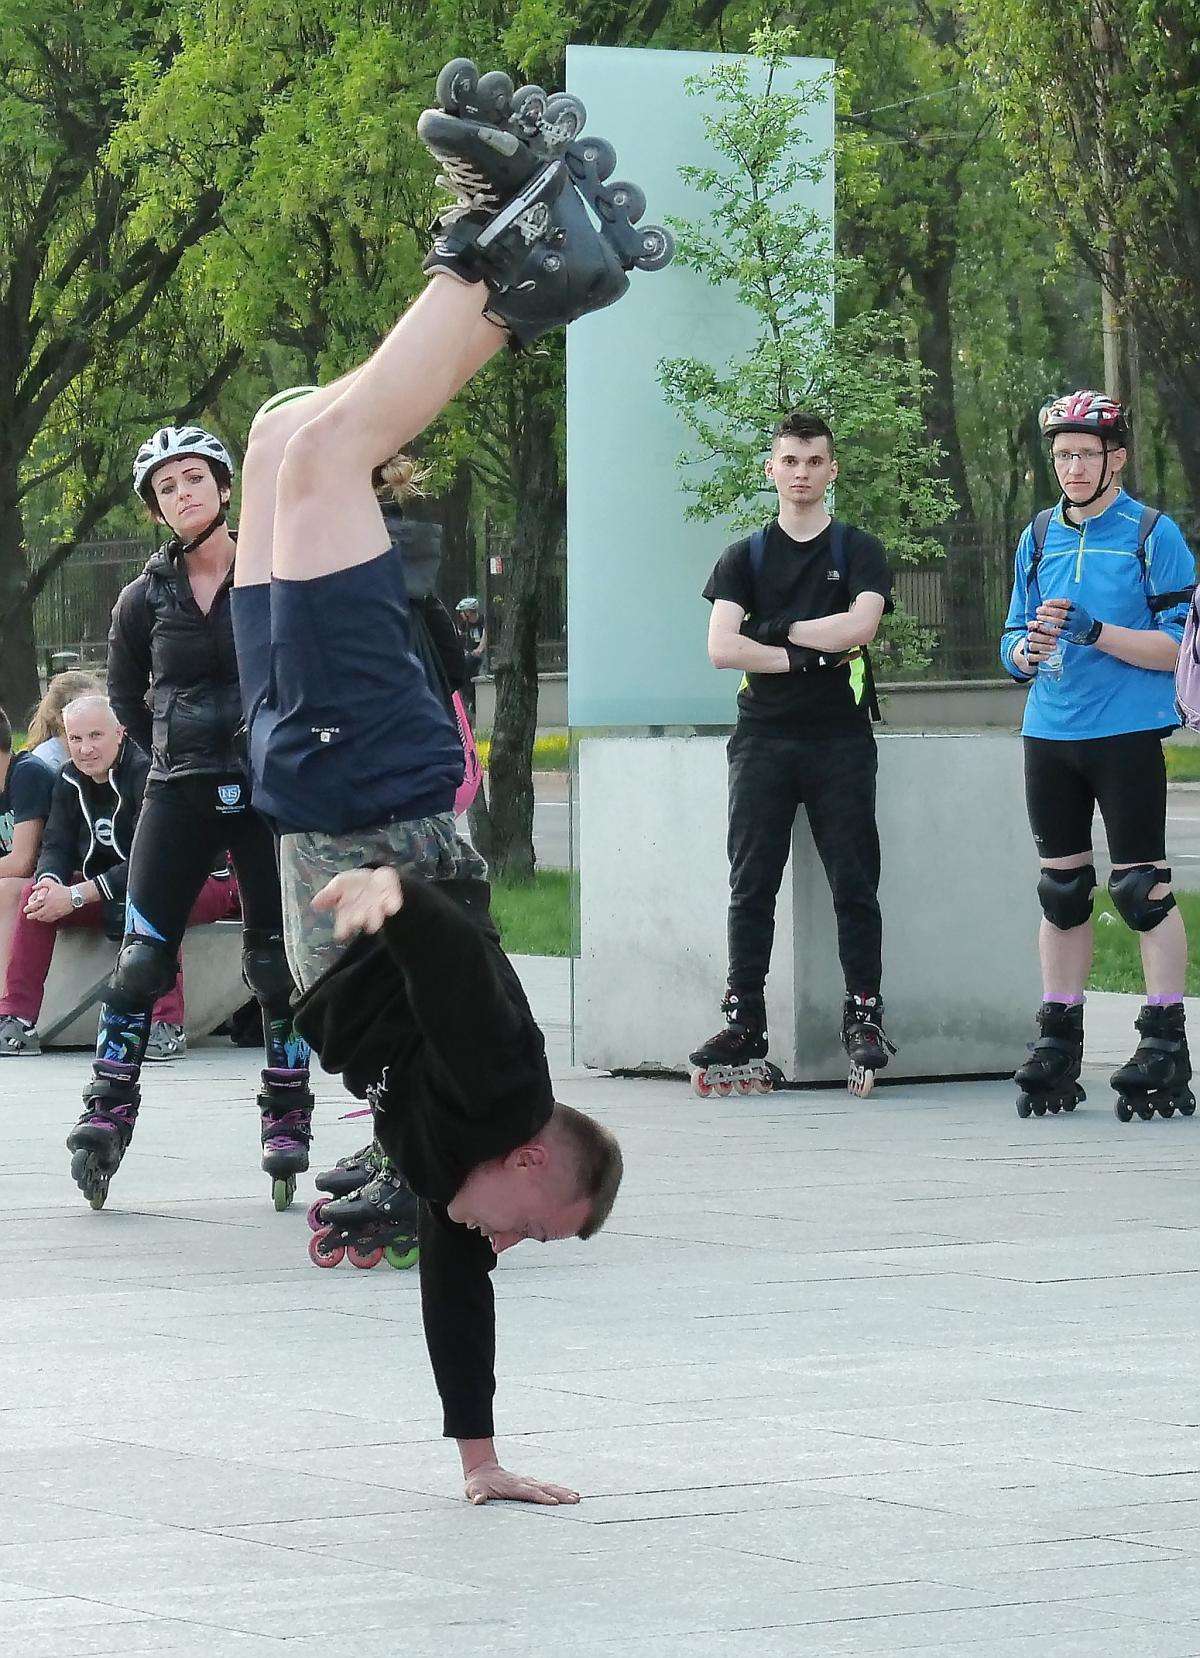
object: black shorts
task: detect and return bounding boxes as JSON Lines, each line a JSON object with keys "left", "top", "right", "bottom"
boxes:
{"left": 1023, "top": 730, "right": 1168, "bottom": 863}
{"left": 232, "top": 549, "right": 462, "bottom": 837}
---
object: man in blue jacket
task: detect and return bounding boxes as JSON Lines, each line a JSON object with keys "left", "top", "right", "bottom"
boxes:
{"left": 1000, "top": 390, "right": 1197, "bottom": 1119}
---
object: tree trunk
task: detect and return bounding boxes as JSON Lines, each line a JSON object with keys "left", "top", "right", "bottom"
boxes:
{"left": 1152, "top": 361, "right": 1200, "bottom": 524}
{"left": 0, "top": 476, "right": 40, "bottom": 719}
{"left": 485, "top": 389, "right": 563, "bottom": 881}
{"left": 910, "top": 221, "right": 980, "bottom": 675}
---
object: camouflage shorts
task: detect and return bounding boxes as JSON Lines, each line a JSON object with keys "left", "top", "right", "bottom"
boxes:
{"left": 280, "top": 812, "right": 488, "bottom": 990}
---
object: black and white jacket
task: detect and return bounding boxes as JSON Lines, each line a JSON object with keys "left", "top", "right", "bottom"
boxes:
{"left": 36, "top": 738, "right": 151, "bottom": 924}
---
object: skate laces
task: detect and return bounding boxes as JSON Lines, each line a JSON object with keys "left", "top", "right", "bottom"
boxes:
{"left": 261, "top": 1107, "right": 312, "bottom": 1146}
{"left": 83, "top": 1101, "right": 138, "bottom": 1132}
{"left": 435, "top": 157, "right": 499, "bottom": 213}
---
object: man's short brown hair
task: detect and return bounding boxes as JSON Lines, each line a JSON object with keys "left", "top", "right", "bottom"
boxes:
{"left": 772, "top": 410, "right": 835, "bottom": 453}
{"left": 552, "top": 1102, "right": 623, "bottom": 1239}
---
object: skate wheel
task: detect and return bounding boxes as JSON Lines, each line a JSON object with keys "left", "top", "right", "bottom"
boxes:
{"left": 1135, "top": 1100, "right": 1155, "bottom": 1121}
{"left": 510, "top": 84, "right": 548, "bottom": 134}
{"left": 1046, "top": 1100, "right": 1061, "bottom": 1114}
{"left": 384, "top": 1241, "right": 421, "bottom": 1271}
{"left": 436, "top": 57, "right": 479, "bottom": 115}
{"left": 308, "top": 1227, "right": 345, "bottom": 1269}
{"left": 473, "top": 70, "right": 514, "bottom": 122}
{"left": 305, "top": 1198, "right": 327, "bottom": 1233}
{"left": 713, "top": 1079, "right": 734, "bottom": 1098}
{"left": 633, "top": 225, "right": 675, "bottom": 272}
{"left": 732, "top": 1076, "right": 754, "bottom": 1097}
{"left": 1016, "top": 1095, "right": 1033, "bottom": 1118}
{"left": 540, "top": 92, "right": 587, "bottom": 147}
{"left": 848, "top": 1064, "right": 874, "bottom": 1099}
{"left": 1159, "top": 1100, "right": 1176, "bottom": 1118}
{"left": 568, "top": 134, "right": 616, "bottom": 183}
{"left": 272, "top": 1175, "right": 296, "bottom": 1213}
{"left": 348, "top": 1245, "right": 385, "bottom": 1270}
{"left": 1031, "top": 1099, "right": 1046, "bottom": 1116}
{"left": 1182, "top": 1091, "right": 1197, "bottom": 1117}
{"left": 604, "top": 180, "right": 646, "bottom": 223}
{"left": 689, "top": 1067, "right": 713, "bottom": 1098}
{"left": 1114, "top": 1096, "right": 1133, "bottom": 1122}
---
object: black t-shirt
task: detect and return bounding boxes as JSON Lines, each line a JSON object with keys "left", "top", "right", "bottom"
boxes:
{"left": 702, "top": 519, "right": 893, "bottom": 730}
{"left": 0, "top": 750, "right": 56, "bottom": 855}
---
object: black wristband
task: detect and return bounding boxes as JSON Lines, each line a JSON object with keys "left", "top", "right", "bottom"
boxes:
{"left": 784, "top": 643, "right": 819, "bottom": 673}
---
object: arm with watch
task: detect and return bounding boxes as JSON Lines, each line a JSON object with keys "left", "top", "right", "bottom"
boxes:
{"left": 26, "top": 776, "right": 104, "bottom": 924}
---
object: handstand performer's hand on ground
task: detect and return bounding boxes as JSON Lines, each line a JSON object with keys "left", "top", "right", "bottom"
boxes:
{"left": 312, "top": 867, "right": 404, "bottom": 940}
{"left": 461, "top": 1451, "right": 581, "bottom": 1507}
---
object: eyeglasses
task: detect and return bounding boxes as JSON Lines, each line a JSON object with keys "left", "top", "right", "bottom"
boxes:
{"left": 1052, "top": 448, "right": 1106, "bottom": 468}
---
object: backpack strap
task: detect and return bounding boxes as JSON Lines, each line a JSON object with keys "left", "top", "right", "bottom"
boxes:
{"left": 828, "top": 518, "right": 846, "bottom": 582}
{"left": 1138, "top": 507, "right": 1192, "bottom": 615}
{"left": 828, "top": 520, "right": 882, "bottom": 721}
{"left": 748, "top": 526, "right": 769, "bottom": 584}
{"left": 1027, "top": 507, "right": 1055, "bottom": 586}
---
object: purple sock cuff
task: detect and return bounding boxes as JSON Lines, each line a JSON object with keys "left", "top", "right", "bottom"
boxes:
{"left": 1147, "top": 994, "right": 1184, "bottom": 1006}
{"left": 1046, "top": 993, "right": 1085, "bottom": 1006}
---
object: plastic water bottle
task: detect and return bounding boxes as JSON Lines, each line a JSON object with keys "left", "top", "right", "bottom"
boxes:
{"left": 1041, "top": 642, "right": 1064, "bottom": 680}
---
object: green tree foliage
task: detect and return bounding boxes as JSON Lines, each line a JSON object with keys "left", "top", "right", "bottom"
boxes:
{"left": 0, "top": 0, "right": 241, "bottom": 713}
{"left": 658, "top": 28, "right": 954, "bottom": 666}
{"left": 967, "top": 0, "right": 1200, "bottom": 515}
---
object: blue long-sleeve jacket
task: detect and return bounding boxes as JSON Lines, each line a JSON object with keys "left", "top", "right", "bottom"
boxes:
{"left": 999, "top": 491, "right": 1196, "bottom": 739}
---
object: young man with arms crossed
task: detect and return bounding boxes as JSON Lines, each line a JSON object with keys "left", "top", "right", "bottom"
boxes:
{"left": 693, "top": 412, "right": 895, "bottom": 1097}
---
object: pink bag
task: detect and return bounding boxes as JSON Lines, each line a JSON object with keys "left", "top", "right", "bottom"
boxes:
{"left": 452, "top": 690, "right": 484, "bottom": 816}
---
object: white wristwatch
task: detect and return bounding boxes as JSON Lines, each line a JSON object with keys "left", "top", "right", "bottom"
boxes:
{"left": 69, "top": 885, "right": 86, "bottom": 910}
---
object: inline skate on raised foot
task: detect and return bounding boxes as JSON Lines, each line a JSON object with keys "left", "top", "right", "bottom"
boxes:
{"left": 689, "top": 992, "right": 784, "bottom": 1098}
{"left": 66, "top": 1063, "right": 140, "bottom": 1210}
{"left": 309, "top": 1160, "right": 420, "bottom": 1271}
{"left": 843, "top": 993, "right": 896, "bottom": 1099}
{"left": 306, "top": 1141, "right": 381, "bottom": 1232}
{"left": 1014, "top": 1001, "right": 1085, "bottom": 1118}
{"left": 1111, "top": 1002, "right": 1196, "bottom": 1122}
{"left": 259, "top": 1070, "right": 314, "bottom": 1212}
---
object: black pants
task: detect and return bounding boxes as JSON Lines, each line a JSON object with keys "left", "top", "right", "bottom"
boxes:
{"left": 726, "top": 724, "right": 882, "bottom": 1000}
{"left": 125, "top": 774, "right": 283, "bottom": 949}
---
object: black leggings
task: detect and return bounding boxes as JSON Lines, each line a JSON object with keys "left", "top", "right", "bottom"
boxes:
{"left": 726, "top": 724, "right": 883, "bottom": 1000}
{"left": 125, "top": 774, "right": 282, "bottom": 948}
{"left": 1023, "top": 731, "right": 1168, "bottom": 862}
{"left": 95, "top": 774, "right": 298, "bottom": 1076}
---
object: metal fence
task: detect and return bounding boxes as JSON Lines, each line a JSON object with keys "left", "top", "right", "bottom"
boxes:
{"left": 30, "top": 516, "right": 1197, "bottom": 688}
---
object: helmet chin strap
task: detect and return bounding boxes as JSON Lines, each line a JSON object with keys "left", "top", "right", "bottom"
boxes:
{"left": 175, "top": 502, "right": 229, "bottom": 556}
{"left": 1061, "top": 441, "right": 1116, "bottom": 517}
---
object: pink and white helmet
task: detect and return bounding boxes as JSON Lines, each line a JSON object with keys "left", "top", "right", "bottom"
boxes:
{"left": 1039, "top": 390, "right": 1130, "bottom": 447}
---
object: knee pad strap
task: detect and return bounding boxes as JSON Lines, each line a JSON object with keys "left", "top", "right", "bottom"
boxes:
{"left": 1037, "top": 865, "right": 1097, "bottom": 930}
{"left": 1108, "top": 865, "right": 1176, "bottom": 933}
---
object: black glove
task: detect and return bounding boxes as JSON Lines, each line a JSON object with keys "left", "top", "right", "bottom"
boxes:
{"left": 742, "top": 613, "right": 793, "bottom": 647}
{"left": 784, "top": 643, "right": 823, "bottom": 673}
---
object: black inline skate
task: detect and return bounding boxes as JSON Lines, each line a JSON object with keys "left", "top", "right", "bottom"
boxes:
{"left": 1111, "top": 1002, "right": 1196, "bottom": 1121}
{"left": 842, "top": 993, "right": 897, "bottom": 1098}
{"left": 689, "top": 991, "right": 784, "bottom": 1098}
{"left": 309, "top": 1159, "right": 421, "bottom": 1272}
{"left": 418, "top": 58, "right": 672, "bottom": 346}
{"left": 305, "top": 1141, "right": 380, "bottom": 1233}
{"left": 1015, "top": 1001, "right": 1085, "bottom": 1118}
{"left": 66, "top": 1062, "right": 140, "bottom": 1210}
{"left": 259, "top": 1070, "right": 314, "bottom": 1212}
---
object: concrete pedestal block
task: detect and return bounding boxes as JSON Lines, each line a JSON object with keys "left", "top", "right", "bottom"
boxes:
{"left": 576, "top": 733, "right": 1042, "bottom": 1082}
{"left": 39, "top": 920, "right": 248, "bottom": 1049}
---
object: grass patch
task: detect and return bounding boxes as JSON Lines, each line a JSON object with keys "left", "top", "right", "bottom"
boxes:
{"left": 476, "top": 733, "right": 569, "bottom": 771}
{"left": 1165, "top": 743, "right": 1200, "bottom": 783}
{"left": 1089, "top": 889, "right": 1200, "bottom": 994}
{"left": 491, "top": 870, "right": 573, "bottom": 957}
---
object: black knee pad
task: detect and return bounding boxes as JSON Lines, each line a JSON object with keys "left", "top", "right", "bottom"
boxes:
{"left": 242, "top": 928, "right": 296, "bottom": 1011}
{"left": 1037, "top": 865, "right": 1097, "bottom": 930}
{"left": 1108, "top": 865, "right": 1177, "bottom": 933}
{"left": 108, "top": 937, "right": 179, "bottom": 1009}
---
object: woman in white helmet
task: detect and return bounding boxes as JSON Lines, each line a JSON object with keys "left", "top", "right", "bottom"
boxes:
{"left": 64, "top": 426, "right": 314, "bottom": 1214}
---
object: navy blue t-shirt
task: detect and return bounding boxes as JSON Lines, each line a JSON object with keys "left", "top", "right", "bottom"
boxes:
{"left": 0, "top": 749, "right": 56, "bottom": 855}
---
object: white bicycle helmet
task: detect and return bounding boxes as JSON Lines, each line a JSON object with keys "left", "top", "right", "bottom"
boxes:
{"left": 133, "top": 426, "right": 236, "bottom": 500}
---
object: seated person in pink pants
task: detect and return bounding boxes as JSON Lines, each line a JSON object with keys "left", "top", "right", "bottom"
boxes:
{"left": 0, "top": 694, "right": 237, "bottom": 1059}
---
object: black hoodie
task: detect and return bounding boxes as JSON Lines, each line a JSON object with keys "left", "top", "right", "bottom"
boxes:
{"left": 36, "top": 737, "right": 151, "bottom": 935}
{"left": 293, "top": 875, "right": 555, "bottom": 1438}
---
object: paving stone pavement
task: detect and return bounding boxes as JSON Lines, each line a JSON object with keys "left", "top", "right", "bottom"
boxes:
{"left": 4, "top": 970, "right": 1200, "bottom": 1657}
